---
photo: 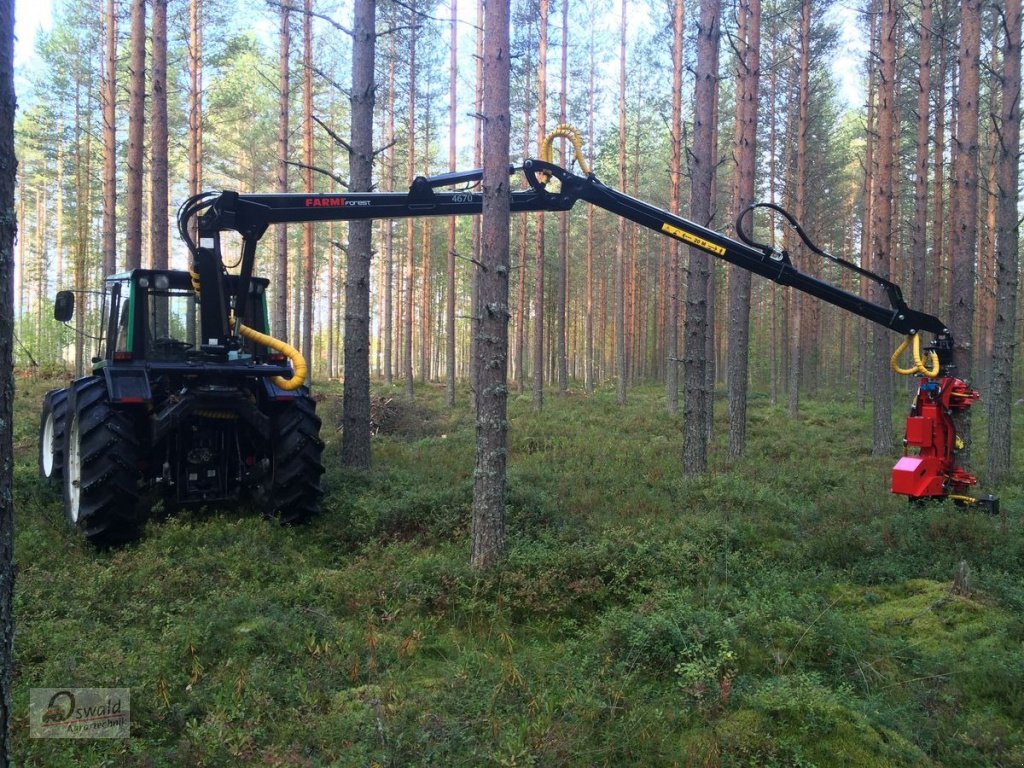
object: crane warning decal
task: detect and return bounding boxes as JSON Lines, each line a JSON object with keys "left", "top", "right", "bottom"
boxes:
{"left": 660, "top": 223, "right": 726, "bottom": 256}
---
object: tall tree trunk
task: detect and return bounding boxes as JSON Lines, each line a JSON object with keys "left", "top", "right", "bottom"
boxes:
{"left": 186, "top": 0, "right": 202, "bottom": 346}
{"left": 682, "top": 0, "right": 719, "bottom": 477}
{"left": 446, "top": 0, "right": 458, "bottom": 406}
{"left": 556, "top": 0, "right": 569, "bottom": 393}
{"left": 472, "top": 0, "right": 511, "bottom": 570}
{"left": 341, "top": 0, "right": 376, "bottom": 469}
{"left": 950, "top": 0, "right": 980, "bottom": 464}
{"left": 788, "top": 0, "right": 810, "bottom": 418}
{"left": 125, "top": 0, "right": 145, "bottom": 271}
{"left": 987, "top": 0, "right": 1021, "bottom": 484}
{"left": 585, "top": 24, "right": 596, "bottom": 393}
{"left": 470, "top": 0, "right": 484, "bottom": 405}
{"left": 384, "top": 33, "right": 396, "bottom": 386}
{"left": 275, "top": 4, "right": 290, "bottom": 339}
{"left": 0, "top": 1, "right": 15, "bottom": 760}
{"left": 302, "top": 0, "right": 314, "bottom": 379}
{"left": 911, "top": 0, "right": 931, "bottom": 314}
{"left": 150, "top": 0, "right": 168, "bottom": 275}
{"left": 666, "top": 0, "right": 684, "bottom": 413}
{"left": 727, "top": 0, "right": 759, "bottom": 457}
{"left": 101, "top": 0, "right": 116, "bottom": 277}
{"left": 870, "top": 0, "right": 898, "bottom": 454}
{"left": 404, "top": 2, "right": 417, "bottom": 399}
{"left": 615, "top": 0, "right": 627, "bottom": 406}
{"left": 931, "top": 0, "right": 947, "bottom": 317}
{"left": 533, "top": 0, "right": 548, "bottom": 410}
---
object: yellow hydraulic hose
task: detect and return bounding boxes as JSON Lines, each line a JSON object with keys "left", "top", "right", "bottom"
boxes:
{"left": 191, "top": 263, "right": 307, "bottom": 390}
{"left": 890, "top": 333, "right": 940, "bottom": 378}
{"left": 236, "top": 322, "right": 308, "bottom": 391}
{"left": 540, "top": 124, "right": 591, "bottom": 175}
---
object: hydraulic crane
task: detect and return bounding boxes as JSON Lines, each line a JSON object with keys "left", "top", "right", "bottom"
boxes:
{"left": 47, "top": 125, "right": 991, "bottom": 545}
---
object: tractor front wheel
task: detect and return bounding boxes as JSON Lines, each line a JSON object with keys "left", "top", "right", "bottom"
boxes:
{"left": 63, "top": 377, "right": 144, "bottom": 545}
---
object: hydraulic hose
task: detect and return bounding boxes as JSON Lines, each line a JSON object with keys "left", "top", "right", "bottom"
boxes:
{"left": 891, "top": 333, "right": 940, "bottom": 378}
{"left": 236, "top": 322, "right": 308, "bottom": 391}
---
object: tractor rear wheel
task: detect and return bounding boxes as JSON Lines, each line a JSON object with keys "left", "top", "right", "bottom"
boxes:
{"left": 260, "top": 393, "right": 324, "bottom": 525}
{"left": 39, "top": 388, "right": 69, "bottom": 485}
{"left": 63, "top": 377, "right": 144, "bottom": 544}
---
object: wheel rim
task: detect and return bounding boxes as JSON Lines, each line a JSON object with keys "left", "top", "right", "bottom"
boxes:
{"left": 41, "top": 411, "right": 55, "bottom": 477}
{"left": 67, "top": 411, "right": 81, "bottom": 523}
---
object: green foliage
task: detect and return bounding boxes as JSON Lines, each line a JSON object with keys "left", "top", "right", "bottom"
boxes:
{"left": 9, "top": 380, "right": 1024, "bottom": 766}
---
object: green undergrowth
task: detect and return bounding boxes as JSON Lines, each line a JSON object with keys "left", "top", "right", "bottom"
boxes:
{"left": 9, "top": 373, "right": 1024, "bottom": 766}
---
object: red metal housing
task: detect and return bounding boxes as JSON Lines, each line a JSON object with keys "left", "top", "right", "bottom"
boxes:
{"left": 891, "top": 377, "right": 978, "bottom": 500}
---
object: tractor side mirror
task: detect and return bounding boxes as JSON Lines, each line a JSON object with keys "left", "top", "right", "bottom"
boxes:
{"left": 54, "top": 291, "right": 74, "bottom": 322}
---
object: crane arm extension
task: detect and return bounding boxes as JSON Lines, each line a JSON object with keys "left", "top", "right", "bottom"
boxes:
{"left": 186, "top": 159, "right": 950, "bottom": 349}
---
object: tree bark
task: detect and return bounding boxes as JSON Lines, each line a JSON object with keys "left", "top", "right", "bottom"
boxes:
{"left": 789, "top": 0, "right": 810, "bottom": 418}
{"left": 727, "top": 0, "right": 759, "bottom": 458}
{"left": 0, "top": 1, "right": 15, "bottom": 761}
{"left": 911, "top": 0, "right": 931, "bottom": 315}
{"left": 472, "top": 0, "right": 511, "bottom": 570}
{"left": 302, "top": 0, "right": 314, "bottom": 379}
{"left": 556, "top": 0, "right": 569, "bottom": 393}
{"left": 682, "top": 0, "right": 719, "bottom": 477}
{"left": 870, "top": 0, "right": 898, "bottom": 455}
{"left": 446, "top": 0, "right": 458, "bottom": 406}
{"left": 533, "top": 0, "right": 548, "bottom": 411}
{"left": 275, "top": 4, "right": 290, "bottom": 339}
{"left": 384, "top": 32, "right": 396, "bottom": 386}
{"left": 666, "top": 0, "right": 684, "bottom": 413}
{"left": 404, "top": 1, "right": 417, "bottom": 399}
{"left": 101, "top": 0, "right": 116, "bottom": 277}
{"left": 950, "top": 0, "right": 980, "bottom": 464}
{"left": 150, "top": 0, "right": 168, "bottom": 275}
{"left": 341, "top": 0, "right": 376, "bottom": 469}
{"left": 615, "top": 0, "right": 627, "bottom": 406}
{"left": 125, "top": 0, "right": 145, "bottom": 271}
{"left": 986, "top": 0, "right": 1020, "bottom": 484}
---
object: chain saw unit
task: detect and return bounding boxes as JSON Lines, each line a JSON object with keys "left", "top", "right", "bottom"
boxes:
{"left": 177, "top": 125, "right": 994, "bottom": 511}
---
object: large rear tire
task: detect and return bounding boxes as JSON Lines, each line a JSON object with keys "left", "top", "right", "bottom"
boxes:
{"left": 39, "top": 388, "right": 69, "bottom": 485}
{"left": 261, "top": 393, "right": 324, "bottom": 525}
{"left": 63, "top": 377, "right": 144, "bottom": 544}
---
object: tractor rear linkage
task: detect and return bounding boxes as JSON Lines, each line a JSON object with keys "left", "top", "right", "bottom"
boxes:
{"left": 179, "top": 127, "right": 996, "bottom": 512}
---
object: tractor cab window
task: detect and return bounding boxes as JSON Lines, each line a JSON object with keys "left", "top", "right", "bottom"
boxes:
{"left": 146, "top": 280, "right": 198, "bottom": 360}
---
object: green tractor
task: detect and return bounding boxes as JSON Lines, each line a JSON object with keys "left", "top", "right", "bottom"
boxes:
{"left": 39, "top": 268, "right": 323, "bottom": 545}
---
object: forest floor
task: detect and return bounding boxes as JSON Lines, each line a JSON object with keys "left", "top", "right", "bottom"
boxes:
{"left": 7, "top": 372, "right": 1024, "bottom": 767}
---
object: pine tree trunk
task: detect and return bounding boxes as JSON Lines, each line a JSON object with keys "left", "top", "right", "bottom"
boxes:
{"left": 585, "top": 27, "right": 596, "bottom": 393}
{"left": 302, "top": 0, "right": 314, "bottom": 379}
{"left": 789, "top": 0, "right": 810, "bottom": 418}
{"left": 615, "top": 0, "right": 627, "bottom": 406}
{"left": 870, "top": 0, "right": 898, "bottom": 455}
{"left": 682, "top": 0, "right": 719, "bottom": 477}
{"left": 101, "top": 0, "right": 116, "bottom": 277}
{"left": 986, "top": 0, "right": 1019, "bottom": 483}
{"left": 186, "top": 0, "right": 202, "bottom": 346}
{"left": 384, "top": 33, "right": 396, "bottom": 386}
{"left": 556, "top": 0, "right": 569, "bottom": 393}
{"left": 446, "top": 0, "right": 458, "bottom": 406}
{"left": 471, "top": 0, "right": 511, "bottom": 570}
{"left": 275, "top": 4, "right": 290, "bottom": 339}
{"left": 341, "top": 0, "right": 376, "bottom": 469}
{"left": 950, "top": 0, "right": 980, "bottom": 464}
{"left": 666, "top": 0, "right": 683, "bottom": 413}
{"left": 0, "top": 2, "right": 15, "bottom": 760}
{"left": 931, "top": 0, "right": 947, "bottom": 317}
{"left": 404, "top": 1, "right": 417, "bottom": 400}
{"left": 125, "top": 0, "right": 145, "bottom": 271}
{"left": 911, "top": 0, "right": 931, "bottom": 314}
{"left": 727, "top": 0, "right": 759, "bottom": 458}
{"left": 533, "top": 0, "right": 548, "bottom": 411}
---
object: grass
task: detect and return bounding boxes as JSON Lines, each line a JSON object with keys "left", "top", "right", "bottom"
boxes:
{"left": 8, "top": 372, "right": 1024, "bottom": 766}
